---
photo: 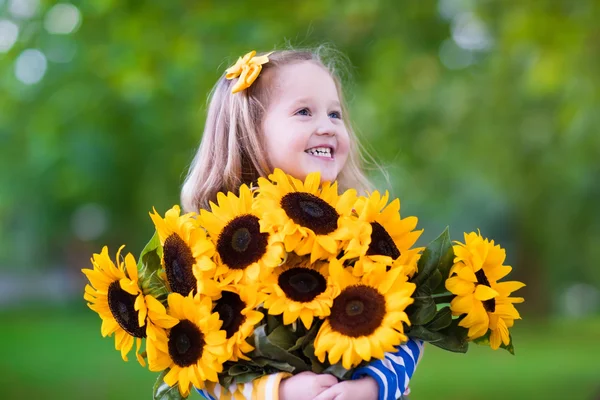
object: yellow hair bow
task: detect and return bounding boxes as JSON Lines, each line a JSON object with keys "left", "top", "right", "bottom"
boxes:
{"left": 225, "top": 50, "right": 273, "bottom": 93}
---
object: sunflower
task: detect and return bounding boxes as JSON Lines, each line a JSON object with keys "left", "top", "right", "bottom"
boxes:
{"left": 341, "top": 191, "right": 423, "bottom": 278}
{"left": 150, "top": 205, "right": 216, "bottom": 295}
{"left": 198, "top": 184, "right": 285, "bottom": 285}
{"left": 82, "top": 246, "right": 148, "bottom": 365}
{"left": 254, "top": 168, "right": 357, "bottom": 263}
{"left": 314, "top": 259, "right": 415, "bottom": 369}
{"left": 210, "top": 284, "right": 265, "bottom": 361}
{"left": 445, "top": 231, "right": 525, "bottom": 349}
{"left": 146, "top": 293, "right": 229, "bottom": 397}
{"left": 263, "top": 253, "right": 339, "bottom": 329}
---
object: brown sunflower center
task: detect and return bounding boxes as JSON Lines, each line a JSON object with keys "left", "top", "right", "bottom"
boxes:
{"left": 214, "top": 291, "right": 247, "bottom": 339}
{"left": 107, "top": 281, "right": 146, "bottom": 338}
{"left": 217, "top": 214, "right": 268, "bottom": 270}
{"left": 280, "top": 192, "right": 339, "bottom": 235}
{"left": 329, "top": 285, "right": 386, "bottom": 337}
{"left": 278, "top": 267, "right": 327, "bottom": 302}
{"left": 475, "top": 269, "right": 496, "bottom": 313}
{"left": 163, "top": 233, "right": 197, "bottom": 296}
{"left": 168, "top": 319, "right": 205, "bottom": 367}
{"left": 366, "top": 222, "right": 400, "bottom": 259}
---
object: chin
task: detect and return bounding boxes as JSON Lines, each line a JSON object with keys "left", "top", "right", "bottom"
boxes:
{"left": 297, "top": 160, "right": 339, "bottom": 183}
{"left": 314, "top": 169, "right": 338, "bottom": 183}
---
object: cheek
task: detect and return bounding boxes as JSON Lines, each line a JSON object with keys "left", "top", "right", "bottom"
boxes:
{"left": 263, "top": 125, "right": 306, "bottom": 167}
{"left": 337, "top": 131, "right": 351, "bottom": 162}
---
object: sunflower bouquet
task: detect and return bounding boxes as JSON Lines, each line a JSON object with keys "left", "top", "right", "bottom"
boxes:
{"left": 82, "top": 169, "right": 525, "bottom": 399}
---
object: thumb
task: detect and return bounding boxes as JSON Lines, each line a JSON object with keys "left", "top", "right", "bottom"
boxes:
{"left": 316, "top": 373, "right": 339, "bottom": 389}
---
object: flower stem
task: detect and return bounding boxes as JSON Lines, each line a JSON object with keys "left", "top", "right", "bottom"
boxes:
{"left": 432, "top": 292, "right": 454, "bottom": 304}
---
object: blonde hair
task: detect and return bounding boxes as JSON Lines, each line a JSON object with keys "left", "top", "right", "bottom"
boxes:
{"left": 181, "top": 46, "right": 377, "bottom": 213}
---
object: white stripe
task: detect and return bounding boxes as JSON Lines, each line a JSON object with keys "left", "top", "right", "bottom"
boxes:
{"left": 383, "top": 355, "right": 404, "bottom": 397}
{"left": 401, "top": 344, "right": 416, "bottom": 364}
{"left": 213, "top": 384, "right": 221, "bottom": 399}
{"left": 416, "top": 339, "right": 424, "bottom": 353}
{"left": 243, "top": 381, "right": 253, "bottom": 399}
{"left": 366, "top": 366, "right": 388, "bottom": 400}
{"left": 228, "top": 383, "right": 238, "bottom": 395}
{"left": 385, "top": 352, "right": 406, "bottom": 369}
{"left": 416, "top": 340, "right": 425, "bottom": 363}
{"left": 264, "top": 374, "right": 279, "bottom": 400}
{"left": 381, "top": 356, "right": 399, "bottom": 377}
{"left": 198, "top": 389, "right": 211, "bottom": 400}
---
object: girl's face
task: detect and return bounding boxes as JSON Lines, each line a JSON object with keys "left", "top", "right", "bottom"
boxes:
{"left": 261, "top": 61, "right": 350, "bottom": 183}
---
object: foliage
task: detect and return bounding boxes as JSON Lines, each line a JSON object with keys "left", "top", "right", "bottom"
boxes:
{"left": 1, "top": 0, "right": 599, "bottom": 315}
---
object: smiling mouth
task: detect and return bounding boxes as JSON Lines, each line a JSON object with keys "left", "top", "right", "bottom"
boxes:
{"left": 305, "top": 147, "right": 334, "bottom": 159}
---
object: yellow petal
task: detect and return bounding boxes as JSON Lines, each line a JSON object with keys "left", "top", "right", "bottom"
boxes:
{"left": 299, "top": 309, "right": 314, "bottom": 329}
{"left": 446, "top": 276, "right": 475, "bottom": 296}
{"left": 474, "top": 285, "right": 499, "bottom": 301}
{"left": 354, "top": 336, "right": 372, "bottom": 361}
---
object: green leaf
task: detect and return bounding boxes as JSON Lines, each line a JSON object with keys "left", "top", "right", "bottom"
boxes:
{"left": 288, "top": 320, "right": 320, "bottom": 352}
{"left": 408, "top": 323, "right": 468, "bottom": 353}
{"left": 227, "top": 363, "right": 257, "bottom": 377}
{"left": 266, "top": 313, "right": 280, "bottom": 335}
{"left": 425, "top": 306, "right": 452, "bottom": 332}
{"left": 473, "top": 331, "right": 515, "bottom": 355}
{"left": 413, "top": 228, "right": 454, "bottom": 290}
{"left": 137, "top": 231, "right": 169, "bottom": 300}
{"left": 219, "top": 359, "right": 292, "bottom": 387}
{"left": 138, "top": 231, "right": 163, "bottom": 273}
{"left": 250, "top": 324, "right": 309, "bottom": 372}
{"left": 424, "top": 269, "right": 443, "bottom": 293}
{"left": 251, "top": 358, "right": 296, "bottom": 372}
{"left": 407, "top": 286, "right": 436, "bottom": 325}
{"left": 267, "top": 324, "right": 296, "bottom": 350}
{"left": 322, "top": 362, "right": 354, "bottom": 381}
{"left": 302, "top": 341, "right": 325, "bottom": 374}
{"left": 153, "top": 370, "right": 185, "bottom": 400}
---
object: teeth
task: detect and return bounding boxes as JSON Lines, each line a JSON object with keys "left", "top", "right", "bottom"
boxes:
{"left": 305, "top": 147, "right": 332, "bottom": 158}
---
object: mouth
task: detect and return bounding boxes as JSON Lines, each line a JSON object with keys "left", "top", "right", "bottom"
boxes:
{"left": 304, "top": 146, "right": 334, "bottom": 159}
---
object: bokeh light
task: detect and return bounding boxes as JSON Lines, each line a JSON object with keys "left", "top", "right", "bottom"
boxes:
{"left": 44, "top": 3, "right": 82, "bottom": 35}
{"left": 7, "top": 0, "right": 39, "bottom": 20}
{"left": 0, "top": 19, "right": 19, "bottom": 53}
{"left": 14, "top": 48, "right": 47, "bottom": 84}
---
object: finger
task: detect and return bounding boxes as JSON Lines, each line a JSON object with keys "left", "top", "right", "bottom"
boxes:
{"left": 297, "top": 371, "right": 317, "bottom": 378}
{"left": 313, "top": 386, "right": 340, "bottom": 400}
{"left": 316, "top": 373, "right": 339, "bottom": 389}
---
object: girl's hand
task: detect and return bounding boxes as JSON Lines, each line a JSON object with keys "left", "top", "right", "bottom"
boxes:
{"left": 279, "top": 371, "right": 338, "bottom": 400}
{"left": 312, "top": 377, "right": 378, "bottom": 400}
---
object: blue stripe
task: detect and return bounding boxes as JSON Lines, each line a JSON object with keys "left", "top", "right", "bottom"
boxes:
{"left": 352, "top": 339, "right": 424, "bottom": 400}
{"left": 195, "top": 387, "right": 215, "bottom": 400}
{"left": 398, "top": 347, "right": 415, "bottom": 378}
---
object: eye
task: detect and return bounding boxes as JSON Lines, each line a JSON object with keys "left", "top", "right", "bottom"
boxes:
{"left": 296, "top": 108, "right": 311, "bottom": 116}
{"left": 328, "top": 111, "right": 342, "bottom": 119}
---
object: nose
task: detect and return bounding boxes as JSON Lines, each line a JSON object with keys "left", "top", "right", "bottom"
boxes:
{"left": 315, "top": 115, "right": 336, "bottom": 136}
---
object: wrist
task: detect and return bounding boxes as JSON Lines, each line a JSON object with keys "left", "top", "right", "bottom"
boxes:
{"left": 360, "top": 376, "right": 379, "bottom": 400}
{"left": 279, "top": 376, "right": 290, "bottom": 399}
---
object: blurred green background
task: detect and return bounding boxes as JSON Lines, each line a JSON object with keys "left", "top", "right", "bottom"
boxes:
{"left": 1, "top": 0, "right": 599, "bottom": 399}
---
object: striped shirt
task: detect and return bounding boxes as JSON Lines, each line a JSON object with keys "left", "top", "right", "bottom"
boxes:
{"left": 196, "top": 339, "right": 424, "bottom": 400}
{"left": 197, "top": 373, "right": 291, "bottom": 400}
{"left": 352, "top": 339, "right": 424, "bottom": 400}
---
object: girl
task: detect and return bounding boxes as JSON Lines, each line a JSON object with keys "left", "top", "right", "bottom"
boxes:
{"left": 181, "top": 47, "right": 423, "bottom": 400}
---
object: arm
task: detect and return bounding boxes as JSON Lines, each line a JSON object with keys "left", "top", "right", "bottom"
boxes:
{"left": 313, "top": 338, "right": 425, "bottom": 400}
{"left": 196, "top": 371, "right": 338, "bottom": 400}
{"left": 350, "top": 339, "right": 425, "bottom": 400}
{"left": 196, "top": 373, "right": 290, "bottom": 400}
